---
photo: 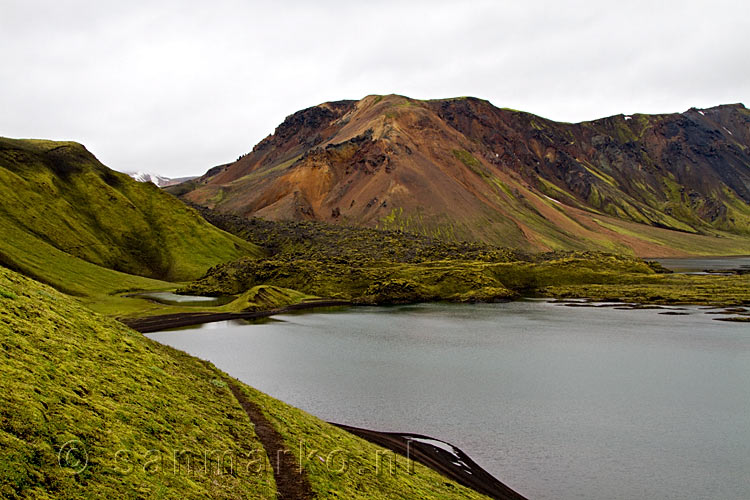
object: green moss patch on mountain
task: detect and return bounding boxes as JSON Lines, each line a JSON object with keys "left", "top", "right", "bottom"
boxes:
{"left": 0, "top": 138, "right": 260, "bottom": 283}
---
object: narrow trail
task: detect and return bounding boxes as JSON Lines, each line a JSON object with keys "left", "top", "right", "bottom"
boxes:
{"left": 227, "top": 380, "right": 314, "bottom": 500}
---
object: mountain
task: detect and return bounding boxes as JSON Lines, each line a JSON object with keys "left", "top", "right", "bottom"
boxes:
{"left": 0, "top": 137, "right": 260, "bottom": 286}
{"left": 177, "top": 95, "right": 750, "bottom": 256}
{"left": 128, "top": 170, "right": 198, "bottom": 187}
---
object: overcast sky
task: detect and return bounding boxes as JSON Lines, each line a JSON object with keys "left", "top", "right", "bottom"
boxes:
{"left": 1, "top": 0, "right": 748, "bottom": 177}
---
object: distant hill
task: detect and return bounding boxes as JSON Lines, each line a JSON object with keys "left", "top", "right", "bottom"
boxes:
{"left": 176, "top": 95, "right": 750, "bottom": 256}
{"left": 127, "top": 170, "right": 198, "bottom": 187}
{"left": 0, "top": 137, "right": 260, "bottom": 284}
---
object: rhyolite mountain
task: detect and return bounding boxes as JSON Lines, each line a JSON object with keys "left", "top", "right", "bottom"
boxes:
{"left": 177, "top": 95, "right": 750, "bottom": 256}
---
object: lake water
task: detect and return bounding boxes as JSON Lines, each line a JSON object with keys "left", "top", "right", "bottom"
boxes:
{"left": 133, "top": 291, "right": 232, "bottom": 306}
{"left": 654, "top": 256, "right": 750, "bottom": 273}
{"left": 147, "top": 301, "right": 750, "bottom": 500}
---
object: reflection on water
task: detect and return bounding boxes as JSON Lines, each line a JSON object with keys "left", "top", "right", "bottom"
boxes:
{"left": 148, "top": 301, "right": 750, "bottom": 500}
{"left": 133, "top": 291, "right": 233, "bottom": 306}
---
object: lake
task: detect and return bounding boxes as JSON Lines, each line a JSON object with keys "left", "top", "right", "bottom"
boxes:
{"left": 132, "top": 291, "right": 233, "bottom": 306}
{"left": 147, "top": 301, "right": 750, "bottom": 500}
{"left": 654, "top": 255, "right": 750, "bottom": 273}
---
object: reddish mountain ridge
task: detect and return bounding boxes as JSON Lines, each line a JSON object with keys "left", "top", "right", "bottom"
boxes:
{"left": 178, "top": 95, "right": 750, "bottom": 255}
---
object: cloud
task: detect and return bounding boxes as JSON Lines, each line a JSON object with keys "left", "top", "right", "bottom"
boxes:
{"left": 1, "top": 0, "right": 747, "bottom": 177}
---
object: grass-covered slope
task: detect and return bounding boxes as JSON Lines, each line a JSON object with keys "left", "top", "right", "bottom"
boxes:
{"left": 0, "top": 216, "right": 176, "bottom": 315}
{"left": 0, "top": 266, "right": 275, "bottom": 499}
{"left": 234, "top": 383, "right": 494, "bottom": 500}
{"left": 0, "top": 267, "right": 495, "bottom": 499}
{"left": 0, "top": 138, "right": 260, "bottom": 282}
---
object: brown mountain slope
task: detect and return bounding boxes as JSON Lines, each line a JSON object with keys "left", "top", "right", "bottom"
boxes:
{"left": 178, "top": 95, "right": 750, "bottom": 255}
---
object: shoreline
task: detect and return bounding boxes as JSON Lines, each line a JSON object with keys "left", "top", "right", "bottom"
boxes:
{"left": 332, "top": 423, "right": 527, "bottom": 500}
{"left": 122, "top": 295, "right": 750, "bottom": 333}
{"left": 126, "top": 295, "right": 746, "bottom": 498}
{"left": 120, "top": 299, "right": 351, "bottom": 333}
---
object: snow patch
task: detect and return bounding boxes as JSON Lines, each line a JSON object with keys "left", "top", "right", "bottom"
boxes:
{"left": 624, "top": 115, "right": 632, "bottom": 120}
{"left": 128, "top": 171, "right": 171, "bottom": 186}
{"left": 544, "top": 195, "right": 562, "bottom": 205}
{"left": 126, "top": 171, "right": 196, "bottom": 187}
{"left": 723, "top": 127, "right": 733, "bottom": 136}
{"left": 698, "top": 110, "right": 705, "bottom": 116}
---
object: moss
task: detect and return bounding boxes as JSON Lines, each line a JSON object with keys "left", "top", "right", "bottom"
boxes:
{"left": 452, "top": 149, "right": 482, "bottom": 171}
{"left": 183, "top": 242, "right": 750, "bottom": 308}
{"left": 577, "top": 160, "right": 618, "bottom": 187}
{"left": 0, "top": 267, "right": 275, "bottom": 498}
{"left": 1, "top": 266, "right": 492, "bottom": 499}
{"left": 0, "top": 137, "right": 260, "bottom": 283}
{"left": 542, "top": 273, "right": 750, "bottom": 305}
{"left": 234, "top": 383, "right": 491, "bottom": 499}
{"left": 363, "top": 278, "right": 432, "bottom": 304}
{"left": 223, "top": 285, "right": 314, "bottom": 312}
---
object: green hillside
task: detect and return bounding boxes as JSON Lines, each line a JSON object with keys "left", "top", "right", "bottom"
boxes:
{"left": 0, "top": 266, "right": 493, "bottom": 499}
{"left": 0, "top": 138, "right": 261, "bottom": 283}
{"left": 183, "top": 208, "right": 750, "bottom": 308}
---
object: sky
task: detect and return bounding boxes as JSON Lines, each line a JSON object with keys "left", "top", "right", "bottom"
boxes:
{"left": 1, "top": 0, "right": 748, "bottom": 178}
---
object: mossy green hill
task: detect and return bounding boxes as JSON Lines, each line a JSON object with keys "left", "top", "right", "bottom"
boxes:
{"left": 0, "top": 266, "right": 495, "bottom": 499}
{"left": 184, "top": 206, "right": 750, "bottom": 308}
{"left": 0, "top": 137, "right": 260, "bottom": 283}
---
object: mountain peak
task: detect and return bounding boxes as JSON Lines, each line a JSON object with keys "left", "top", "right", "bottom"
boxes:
{"left": 179, "top": 97, "right": 750, "bottom": 256}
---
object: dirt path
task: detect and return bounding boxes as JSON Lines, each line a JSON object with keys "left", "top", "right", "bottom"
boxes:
{"left": 227, "top": 380, "right": 314, "bottom": 500}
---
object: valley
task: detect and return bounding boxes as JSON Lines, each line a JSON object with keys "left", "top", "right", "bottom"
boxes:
{"left": 1, "top": 96, "right": 749, "bottom": 499}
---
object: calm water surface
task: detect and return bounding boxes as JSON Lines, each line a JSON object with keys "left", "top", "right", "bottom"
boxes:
{"left": 148, "top": 301, "right": 750, "bottom": 500}
{"left": 654, "top": 255, "right": 750, "bottom": 272}
{"left": 134, "top": 291, "right": 231, "bottom": 306}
